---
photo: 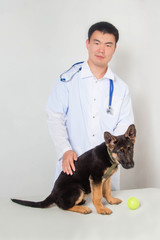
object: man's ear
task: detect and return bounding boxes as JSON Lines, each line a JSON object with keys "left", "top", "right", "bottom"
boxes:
{"left": 125, "top": 124, "right": 136, "bottom": 143}
{"left": 86, "top": 39, "right": 89, "bottom": 50}
{"left": 104, "top": 132, "right": 117, "bottom": 149}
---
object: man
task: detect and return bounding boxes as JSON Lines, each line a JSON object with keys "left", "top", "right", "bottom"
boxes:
{"left": 46, "top": 22, "right": 134, "bottom": 190}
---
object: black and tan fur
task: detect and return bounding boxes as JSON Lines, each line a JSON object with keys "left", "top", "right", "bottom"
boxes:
{"left": 11, "top": 124, "right": 136, "bottom": 215}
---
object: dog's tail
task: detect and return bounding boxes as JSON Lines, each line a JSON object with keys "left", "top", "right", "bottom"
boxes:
{"left": 11, "top": 194, "right": 55, "bottom": 208}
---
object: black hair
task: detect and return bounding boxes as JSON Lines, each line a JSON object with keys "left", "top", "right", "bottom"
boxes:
{"left": 88, "top": 21, "right": 119, "bottom": 43}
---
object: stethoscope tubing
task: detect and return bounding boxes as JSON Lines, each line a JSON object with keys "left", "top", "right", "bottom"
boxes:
{"left": 107, "top": 79, "right": 114, "bottom": 114}
{"left": 60, "top": 63, "right": 114, "bottom": 114}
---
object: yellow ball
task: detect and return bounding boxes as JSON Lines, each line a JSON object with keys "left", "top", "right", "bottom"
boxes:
{"left": 127, "top": 197, "right": 140, "bottom": 210}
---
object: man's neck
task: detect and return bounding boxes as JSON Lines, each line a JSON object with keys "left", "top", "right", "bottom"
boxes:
{"left": 87, "top": 60, "right": 108, "bottom": 80}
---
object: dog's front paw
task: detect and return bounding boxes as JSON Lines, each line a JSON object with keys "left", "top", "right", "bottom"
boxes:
{"left": 97, "top": 206, "right": 112, "bottom": 215}
{"left": 108, "top": 197, "right": 122, "bottom": 205}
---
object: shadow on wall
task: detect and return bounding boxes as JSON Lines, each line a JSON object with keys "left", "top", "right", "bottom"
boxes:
{"left": 111, "top": 49, "right": 154, "bottom": 189}
{"left": 133, "top": 94, "right": 154, "bottom": 188}
{"left": 120, "top": 93, "right": 154, "bottom": 190}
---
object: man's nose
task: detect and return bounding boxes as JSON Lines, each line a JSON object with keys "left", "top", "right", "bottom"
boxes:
{"left": 99, "top": 44, "right": 105, "bottom": 53}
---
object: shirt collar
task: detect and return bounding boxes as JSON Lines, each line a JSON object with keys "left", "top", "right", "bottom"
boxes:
{"left": 81, "top": 61, "right": 93, "bottom": 79}
{"left": 81, "top": 61, "right": 115, "bottom": 81}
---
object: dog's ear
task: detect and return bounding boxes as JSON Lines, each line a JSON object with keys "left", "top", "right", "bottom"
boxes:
{"left": 104, "top": 132, "right": 117, "bottom": 149}
{"left": 125, "top": 124, "right": 136, "bottom": 143}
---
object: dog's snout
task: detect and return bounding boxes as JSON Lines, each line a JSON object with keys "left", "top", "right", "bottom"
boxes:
{"left": 123, "top": 161, "right": 134, "bottom": 169}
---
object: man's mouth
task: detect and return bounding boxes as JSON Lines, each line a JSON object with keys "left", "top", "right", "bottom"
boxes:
{"left": 96, "top": 55, "right": 104, "bottom": 60}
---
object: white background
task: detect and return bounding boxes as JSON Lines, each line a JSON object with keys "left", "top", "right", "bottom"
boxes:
{"left": 1, "top": 0, "right": 160, "bottom": 197}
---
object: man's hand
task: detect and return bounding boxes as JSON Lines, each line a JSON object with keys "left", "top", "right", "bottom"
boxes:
{"left": 62, "top": 150, "right": 78, "bottom": 175}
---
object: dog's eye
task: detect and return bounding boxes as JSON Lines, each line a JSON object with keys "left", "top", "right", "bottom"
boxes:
{"left": 127, "top": 146, "right": 132, "bottom": 151}
{"left": 120, "top": 149, "right": 124, "bottom": 153}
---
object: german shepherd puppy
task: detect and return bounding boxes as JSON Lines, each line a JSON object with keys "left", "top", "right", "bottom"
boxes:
{"left": 12, "top": 124, "right": 136, "bottom": 215}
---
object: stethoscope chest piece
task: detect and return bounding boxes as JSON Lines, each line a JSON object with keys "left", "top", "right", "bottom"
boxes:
{"left": 106, "top": 106, "right": 113, "bottom": 115}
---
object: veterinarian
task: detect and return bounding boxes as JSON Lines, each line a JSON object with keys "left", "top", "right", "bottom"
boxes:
{"left": 46, "top": 21, "right": 134, "bottom": 190}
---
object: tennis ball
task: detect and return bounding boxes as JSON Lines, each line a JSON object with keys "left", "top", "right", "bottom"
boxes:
{"left": 127, "top": 197, "right": 140, "bottom": 210}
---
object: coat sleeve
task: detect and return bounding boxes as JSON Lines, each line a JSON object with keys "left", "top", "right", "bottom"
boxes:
{"left": 45, "top": 80, "right": 72, "bottom": 160}
{"left": 113, "top": 86, "right": 134, "bottom": 136}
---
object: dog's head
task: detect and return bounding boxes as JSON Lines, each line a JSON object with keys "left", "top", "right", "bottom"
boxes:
{"left": 104, "top": 124, "right": 136, "bottom": 169}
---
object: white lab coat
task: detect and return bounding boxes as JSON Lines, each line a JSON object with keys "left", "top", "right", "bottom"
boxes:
{"left": 46, "top": 61, "right": 134, "bottom": 190}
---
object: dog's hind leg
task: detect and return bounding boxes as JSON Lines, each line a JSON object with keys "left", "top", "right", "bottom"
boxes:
{"left": 77, "top": 199, "right": 86, "bottom": 205}
{"left": 67, "top": 191, "right": 92, "bottom": 214}
{"left": 102, "top": 177, "right": 122, "bottom": 205}
{"left": 75, "top": 190, "right": 87, "bottom": 205}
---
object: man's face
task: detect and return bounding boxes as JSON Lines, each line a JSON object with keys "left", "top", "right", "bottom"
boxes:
{"left": 86, "top": 30, "right": 116, "bottom": 68}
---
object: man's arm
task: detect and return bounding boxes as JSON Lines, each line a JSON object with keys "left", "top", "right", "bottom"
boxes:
{"left": 46, "top": 80, "right": 77, "bottom": 175}
{"left": 113, "top": 86, "right": 134, "bottom": 136}
{"left": 46, "top": 110, "right": 77, "bottom": 175}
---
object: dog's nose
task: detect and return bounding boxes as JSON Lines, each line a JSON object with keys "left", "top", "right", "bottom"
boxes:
{"left": 128, "top": 162, "right": 134, "bottom": 168}
{"left": 123, "top": 162, "right": 134, "bottom": 169}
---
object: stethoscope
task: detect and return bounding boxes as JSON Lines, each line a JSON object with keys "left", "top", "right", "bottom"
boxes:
{"left": 60, "top": 62, "right": 114, "bottom": 115}
{"left": 106, "top": 79, "right": 114, "bottom": 114}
